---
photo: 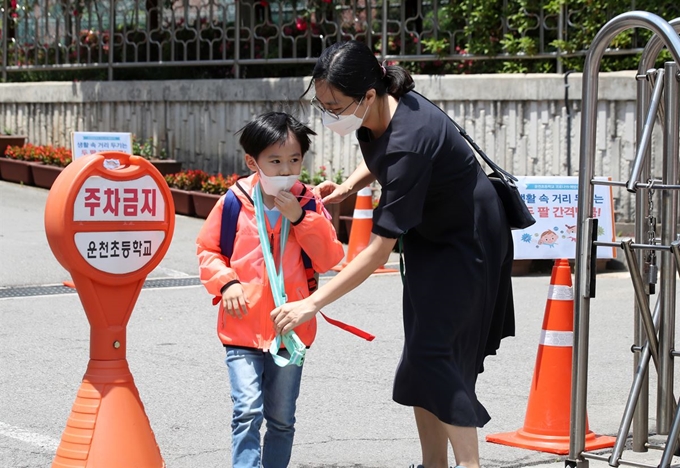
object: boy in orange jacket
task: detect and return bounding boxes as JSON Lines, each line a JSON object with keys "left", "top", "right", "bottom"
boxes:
{"left": 196, "top": 112, "right": 344, "bottom": 467}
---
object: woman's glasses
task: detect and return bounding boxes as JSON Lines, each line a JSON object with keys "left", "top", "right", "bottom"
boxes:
{"left": 310, "top": 96, "right": 361, "bottom": 120}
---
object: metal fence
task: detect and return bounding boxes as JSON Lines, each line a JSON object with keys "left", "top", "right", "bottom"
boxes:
{"left": 1, "top": 0, "right": 678, "bottom": 81}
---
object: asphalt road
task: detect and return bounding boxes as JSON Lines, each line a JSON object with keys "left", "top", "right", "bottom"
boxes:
{"left": 1, "top": 180, "right": 678, "bottom": 468}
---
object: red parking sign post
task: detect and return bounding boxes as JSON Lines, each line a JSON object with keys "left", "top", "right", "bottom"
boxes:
{"left": 45, "top": 151, "right": 175, "bottom": 468}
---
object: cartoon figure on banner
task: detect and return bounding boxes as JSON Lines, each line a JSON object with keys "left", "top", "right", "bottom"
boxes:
{"left": 565, "top": 224, "right": 577, "bottom": 242}
{"left": 537, "top": 230, "right": 559, "bottom": 248}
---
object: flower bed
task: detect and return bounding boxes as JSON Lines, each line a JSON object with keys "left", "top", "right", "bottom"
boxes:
{"left": 164, "top": 170, "right": 239, "bottom": 218}
{"left": 1, "top": 143, "right": 72, "bottom": 186}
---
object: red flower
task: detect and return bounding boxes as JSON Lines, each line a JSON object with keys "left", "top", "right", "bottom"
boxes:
{"left": 295, "top": 17, "right": 307, "bottom": 32}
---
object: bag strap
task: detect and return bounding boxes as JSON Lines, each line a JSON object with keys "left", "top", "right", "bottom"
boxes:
{"left": 412, "top": 91, "right": 517, "bottom": 182}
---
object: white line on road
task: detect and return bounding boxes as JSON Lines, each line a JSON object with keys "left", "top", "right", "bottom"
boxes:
{"left": 0, "top": 422, "right": 59, "bottom": 452}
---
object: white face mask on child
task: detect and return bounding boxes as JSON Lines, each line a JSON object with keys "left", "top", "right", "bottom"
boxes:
{"left": 256, "top": 164, "right": 299, "bottom": 196}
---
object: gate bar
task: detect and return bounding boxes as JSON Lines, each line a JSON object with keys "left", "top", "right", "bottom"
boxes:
{"left": 657, "top": 60, "right": 679, "bottom": 434}
{"left": 626, "top": 69, "right": 665, "bottom": 193}
{"left": 621, "top": 240, "right": 661, "bottom": 370}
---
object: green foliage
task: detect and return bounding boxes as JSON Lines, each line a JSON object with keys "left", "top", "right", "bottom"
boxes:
{"left": 395, "top": 0, "right": 678, "bottom": 74}
{"left": 299, "top": 165, "right": 330, "bottom": 185}
{"left": 332, "top": 168, "right": 345, "bottom": 184}
{"left": 132, "top": 135, "right": 167, "bottom": 160}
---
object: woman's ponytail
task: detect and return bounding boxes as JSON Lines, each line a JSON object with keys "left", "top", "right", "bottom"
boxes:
{"left": 383, "top": 65, "right": 415, "bottom": 98}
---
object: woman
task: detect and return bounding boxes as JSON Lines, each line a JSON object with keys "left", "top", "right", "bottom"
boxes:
{"left": 271, "top": 40, "right": 515, "bottom": 468}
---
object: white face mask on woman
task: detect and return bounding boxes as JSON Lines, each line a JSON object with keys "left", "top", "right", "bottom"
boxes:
{"left": 322, "top": 98, "right": 369, "bottom": 137}
{"left": 255, "top": 164, "right": 299, "bottom": 196}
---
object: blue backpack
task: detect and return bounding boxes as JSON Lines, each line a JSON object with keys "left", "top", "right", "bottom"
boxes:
{"left": 219, "top": 181, "right": 319, "bottom": 293}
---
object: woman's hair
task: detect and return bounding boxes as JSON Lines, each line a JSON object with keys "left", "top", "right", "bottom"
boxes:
{"left": 304, "top": 40, "right": 415, "bottom": 100}
{"left": 236, "top": 112, "right": 316, "bottom": 159}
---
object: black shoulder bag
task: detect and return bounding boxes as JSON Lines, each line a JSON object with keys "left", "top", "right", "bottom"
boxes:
{"left": 415, "top": 92, "right": 536, "bottom": 230}
{"left": 449, "top": 119, "right": 536, "bottom": 230}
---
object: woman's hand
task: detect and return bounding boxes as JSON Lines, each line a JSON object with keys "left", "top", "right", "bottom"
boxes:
{"left": 271, "top": 298, "right": 319, "bottom": 335}
{"left": 222, "top": 283, "right": 249, "bottom": 319}
{"left": 313, "top": 181, "right": 351, "bottom": 205}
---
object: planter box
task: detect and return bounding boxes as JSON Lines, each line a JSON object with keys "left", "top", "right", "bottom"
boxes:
{"left": 0, "top": 158, "right": 34, "bottom": 185}
{"left": 31, "top": 163, "right": 64, "bottom": 189}
{"left": 169, "top": 188, "right": 195, "bottom": 217}
{"left": 0, "top": 135, "right": 27, "bottom": 157}
{"left": 192, "top": 191, "right": 221, "bottom": 219}
{"left": 149, "top": 159, "right": 182, "bottom": 176}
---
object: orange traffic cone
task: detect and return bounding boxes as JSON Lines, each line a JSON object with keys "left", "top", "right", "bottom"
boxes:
{"left": 52, "top": 360, "right": 164, "bottom": 468}
{"left": 486, "top": 259, "right": 615, "bottom": 454}
{"left": 332, "top": 187, "right": 396, "bottom": 273}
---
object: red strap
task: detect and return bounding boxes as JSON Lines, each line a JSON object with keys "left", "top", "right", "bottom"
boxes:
{"left": 320, "top": 312, "right": 375, "bottom": 341}
{"left": 211, "top": 297, "right": 375, "bottom": 341}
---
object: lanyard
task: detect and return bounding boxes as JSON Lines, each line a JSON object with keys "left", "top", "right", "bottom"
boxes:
{"left": 253, "top": 184, "right": 306, "bottom": 367}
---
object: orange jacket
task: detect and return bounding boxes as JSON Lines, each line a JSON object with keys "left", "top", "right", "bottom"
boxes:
{"left": 196, "top": 174, "right": 345, "bottom": 350}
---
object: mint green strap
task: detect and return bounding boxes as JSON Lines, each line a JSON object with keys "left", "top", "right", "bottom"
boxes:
{"left": 253, "top": 184, "right": 306, "bottom": 367}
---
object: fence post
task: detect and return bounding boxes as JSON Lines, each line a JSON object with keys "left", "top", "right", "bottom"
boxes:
{"left": 108, "top": 0, "right": 115, "bottom": 81}
{"left": 2, "top": 0, "right": 8, "bottom": 82}
{"left": 234, "top": 0, "right": 240, "bottom": 78}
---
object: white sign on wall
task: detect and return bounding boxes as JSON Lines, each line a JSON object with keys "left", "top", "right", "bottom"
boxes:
{"left": 72, "top": 132, "right": 132, "bottom": 160}
{"left": 512, "top": 176, "right": 616, "bottom": 260}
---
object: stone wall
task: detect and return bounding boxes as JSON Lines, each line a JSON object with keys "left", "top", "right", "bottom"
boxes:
{"left": 0, "top": 71, "right": 664, "bottom": 222}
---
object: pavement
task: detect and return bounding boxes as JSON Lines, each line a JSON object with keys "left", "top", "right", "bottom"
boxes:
{"left": 1, "top": 179, "right": 679, "bottom": 468}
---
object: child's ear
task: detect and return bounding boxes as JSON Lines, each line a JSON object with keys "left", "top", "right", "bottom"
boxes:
{"left": 244, "top": 154, "right": 258, "bottom": 172}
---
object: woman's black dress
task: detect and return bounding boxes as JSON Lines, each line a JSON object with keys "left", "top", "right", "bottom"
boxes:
{"left": 357, "top": 91, "right": 515, "bottom": 427}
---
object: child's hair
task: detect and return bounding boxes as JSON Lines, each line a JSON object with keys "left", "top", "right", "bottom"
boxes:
{"left": 237, "top": 112, "right": 316, "bottom": 159}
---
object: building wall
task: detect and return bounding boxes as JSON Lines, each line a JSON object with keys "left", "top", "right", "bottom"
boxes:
{"left": 0, "top": 71, "right": 663, "bottom": 222}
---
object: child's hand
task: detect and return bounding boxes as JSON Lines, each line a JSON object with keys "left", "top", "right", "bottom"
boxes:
{"left": 222, "top": 283, "right": 249, "bottom": 319}
{"left": 275, "top": 191, "right": 303, "bottom": 223}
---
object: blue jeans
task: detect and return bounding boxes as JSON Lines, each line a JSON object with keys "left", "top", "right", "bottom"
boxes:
{"left": 225, "top": 346, "right": 303, "bottom": 468}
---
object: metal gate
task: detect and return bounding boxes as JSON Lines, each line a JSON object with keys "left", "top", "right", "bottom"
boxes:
{"left": 570, "top": 10, "right": 680, "bottom": 468}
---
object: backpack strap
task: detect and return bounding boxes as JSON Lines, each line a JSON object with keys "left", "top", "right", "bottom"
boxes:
{"left": 219, "top": 181, "right": 252, "bottom": 258}
{"left": 219, "top": 188, "right": 243, "bottom": 259}
{"left": 297, "top": 186, "right": 318, "bottom": 292}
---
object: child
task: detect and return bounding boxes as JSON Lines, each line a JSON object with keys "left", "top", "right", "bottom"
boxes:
{"left": 196, "top": 112, "right": 345, "bottom": 468}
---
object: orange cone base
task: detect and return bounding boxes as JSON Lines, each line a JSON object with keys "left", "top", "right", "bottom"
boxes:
{"left": 486, "top": 428, "right": 616, "bottom": 455}
{"left": 331, "top": 263, "right": 398, "bottom": 274}
{"left": 63, "top": 280, "right": 75, "bottom": 289}
{"left": 52, "top": 360, "right": 164, "bottom": 468}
